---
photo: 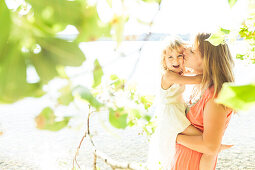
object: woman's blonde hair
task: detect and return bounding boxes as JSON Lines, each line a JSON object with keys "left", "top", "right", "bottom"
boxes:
{"left": 196, "top": 33, "right": 235, "bottom": 97}
{"left": 160, "top": 36, "right": 185, "bottom": 71}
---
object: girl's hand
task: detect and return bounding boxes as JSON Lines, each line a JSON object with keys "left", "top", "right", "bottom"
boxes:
{"left": 183, "top": 67, "right": 197, "bottom": 75}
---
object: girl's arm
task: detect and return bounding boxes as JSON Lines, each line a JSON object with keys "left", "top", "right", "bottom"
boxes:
{"left": 176, "top": 99, "right": 230, "bottom": 155}
{"left": 162, "top": 70, "right": 202, "bottom": 89}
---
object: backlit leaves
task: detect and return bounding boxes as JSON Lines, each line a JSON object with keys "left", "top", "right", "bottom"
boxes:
{"left": 142, "top": 0, "right": 161, "bottom": 4}
{"left": 216, "top": 83, "right": 255, "bottom": 111}
{"left": 220, "top": 28, "right": 230, "bottom": 34}
{"left": 206, "top": 30, "right": 226, "bottom": 46}
{"left": 0, "top": 0, "right": 110, "bottom": 103}
{"left": 58, "top": 85, "right": 74, "bottom": 106}
{"left": 228, "top": 0, "right": 238, "bottom": 8}
{"left": 140, "top": 95, "right": 154, "bottom": 110}
{"left": 111, "top": 15, "right": 126, "bottom": 45}
{"left": 73, "top": 85, "right": 104, "bottom": 110}
{"left": 109, "top": 107, "right": 128, "bottom": 129}
{"left": 35, "top": 107, "right": 71, "bottom": 131}
{"left": 0, "top": 0, "right": 11, "bottom": 56}
{"left": 92, "top": 59, "right": 103, "bottom": 88}
{"left": 110, "top": 74, "right": 125, "bottom": 91}
{"left": 0, "top": 43, "right": 44, "bottom": 103}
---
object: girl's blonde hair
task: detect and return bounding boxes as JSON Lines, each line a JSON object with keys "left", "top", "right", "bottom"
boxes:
{"left": 160, "top": 36, "right": 185, "bottom": 71}
{"left": 196, "top": 33, "right": 235, "bottom": 97}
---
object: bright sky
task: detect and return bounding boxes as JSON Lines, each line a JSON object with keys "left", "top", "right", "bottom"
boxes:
{"left": 123, "top": 0, "right": 249, "bottom": 34}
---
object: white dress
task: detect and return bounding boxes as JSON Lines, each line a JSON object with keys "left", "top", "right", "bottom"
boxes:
{"left": 147, "top": 84, "right": 191, "bottom": 170}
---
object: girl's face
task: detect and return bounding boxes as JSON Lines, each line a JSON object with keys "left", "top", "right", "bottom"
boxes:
{"left": 183, "top": 42, "right": 203, "bottom": 74}
{"left": 164, "top": 48, "right": 184, "bottom": 73}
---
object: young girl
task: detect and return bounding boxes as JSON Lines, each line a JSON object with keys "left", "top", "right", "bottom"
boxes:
{"left": 146, "top": 37, "right": 230, "bottom": 170}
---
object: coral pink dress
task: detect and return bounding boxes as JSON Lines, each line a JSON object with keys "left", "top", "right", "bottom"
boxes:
{"left": 171, "top": 87, "right": 232, "bottom": 170}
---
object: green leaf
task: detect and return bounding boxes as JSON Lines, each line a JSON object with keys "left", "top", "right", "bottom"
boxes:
{"left": 27, "top": 0, "right": 111, "bottom": 41}
{"left": 31, "top": 37, "right": 85, "bottom": 84}
{"left": 228, "top": 0, "right": 238, "bottom": 8}
{"left": 110, "top": 74, "right": 125, "bottom": 91}
{"left": 75, "top": 5, "right": 111, "bottom": 42}
{"left": 112, "top": 15, "right": 126, "bottom": 45}
{"left": 25, "top": 83, "right": 45, "bottom": 98}
{"left": 26, "top": 0, "right": 84, "bottom": 33}
{"left": 37, "top": 37, "right": 86, "bottom": 66}
{"left": 110, "top": 74, "right": 118, "bottom": 80}
{"left": 35, "top": 107, "right": 71, "bottom": 131}
{"left": 142, "top": 0, "right": 161, "bottom": 3}
{"left": 216, "top": 83, "right": 255, "bottom": 111}
{"left": 106, "top": 0, "right": 112, "bottom": 7}
{"left": 109, "top": 107, "right": 128, "bottom": 129}
{"left": 140, "top": 95, "right": 154, "bottom": 110}
{"left": 220, "top": 28, "right": 230, "bottom": 34}
{"left": 236, "top": 54, "right": 244, "bottom": 60}
{"left": 131, "top": 109, "right": 142, "bottom": 119}
{"left": 92, "top": 59, "right": 103, "bottom": 88}
{"left": 30, "top": 50, "right": 59, "bottom": 83}
{"left": 128, "top": 120, "right": 135, "bottom": 127}
{"left": 143, "top": 115, "right": 152, "bottom": 122}
{"left": 0, "top": 43, "right": 44, "bottom": 103}
{"left": 0, "top": 0, "right": 11, "bottom": 57}
{"left": 206, "top": 31, "right": 225, "bottom": 46}
{"left": 58, "top": 85, "right": 74, "bottom": 106}
{"left": 73, "top": 85, "right": 104, "bottom": 109}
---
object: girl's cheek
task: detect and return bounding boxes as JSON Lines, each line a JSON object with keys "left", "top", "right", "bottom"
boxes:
{"left": 179, "top": 58, "right": 184, "bottom": 64}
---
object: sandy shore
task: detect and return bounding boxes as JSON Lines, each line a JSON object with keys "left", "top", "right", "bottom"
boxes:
{"left": 0, "top": 99, "right": 254, "bottom": 170}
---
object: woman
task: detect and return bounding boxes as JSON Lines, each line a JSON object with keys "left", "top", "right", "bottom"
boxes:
{"left": 171, "top": 33, "right": 235, "bottom": 170}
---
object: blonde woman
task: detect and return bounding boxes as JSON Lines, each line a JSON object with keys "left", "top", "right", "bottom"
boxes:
{"left": 171, "top": 33, "right": 235, "bottom": 170}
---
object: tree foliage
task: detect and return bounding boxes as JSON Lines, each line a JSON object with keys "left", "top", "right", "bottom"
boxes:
{"left": 0, "top": 0, "right": 160, "bottom": 131}
{"left": 208, "top": 0, "right": 255, "bottom": 111}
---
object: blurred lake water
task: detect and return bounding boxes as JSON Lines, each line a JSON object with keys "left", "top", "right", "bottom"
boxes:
{"left": 0, "top": 40, "right": 255, "bottom": 170}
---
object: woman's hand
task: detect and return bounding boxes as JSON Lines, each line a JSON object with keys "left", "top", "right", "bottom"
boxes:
{"left": 219, "top": 144, "right": 234, "bottom": 152}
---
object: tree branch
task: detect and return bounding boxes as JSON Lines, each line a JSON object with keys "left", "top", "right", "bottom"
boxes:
{"left": 72, "top": 105, "right": 146, "bottom": 170}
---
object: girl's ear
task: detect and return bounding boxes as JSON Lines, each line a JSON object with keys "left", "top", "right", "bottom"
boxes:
{"left": 162, "top": 57, "right": 167, "bottom": 70}
{"left": 163, "top": 49, "right": 167, "bottom": 55}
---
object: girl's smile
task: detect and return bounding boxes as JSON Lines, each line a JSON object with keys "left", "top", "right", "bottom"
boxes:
{"left": 173, "top": 65, "right": 180, "bottom": 69}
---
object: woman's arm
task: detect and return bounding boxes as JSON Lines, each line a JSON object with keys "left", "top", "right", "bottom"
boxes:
{"left": 176, "top": 99, "right": 230, "bottom": 155}
{"left": 181, "top": 125, "right": 202, "bottom": 136}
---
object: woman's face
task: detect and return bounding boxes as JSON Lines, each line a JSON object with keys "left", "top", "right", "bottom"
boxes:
{"left": 183, "top": 42, "right": 203, "bottom": 74}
